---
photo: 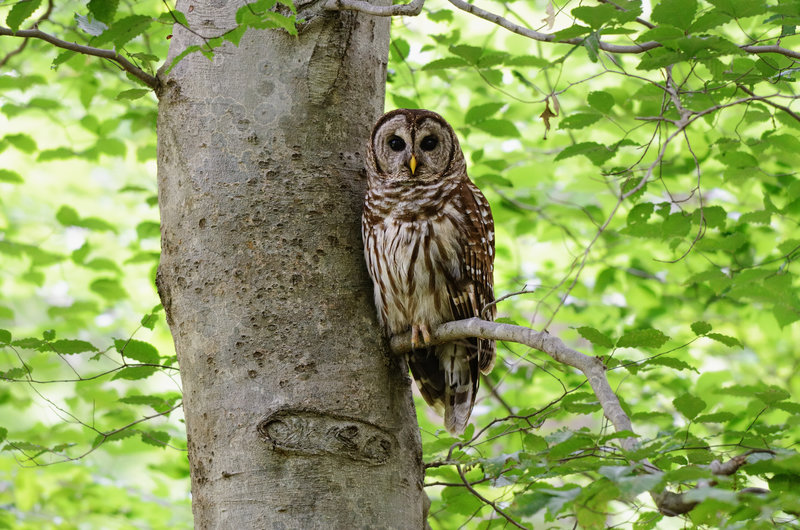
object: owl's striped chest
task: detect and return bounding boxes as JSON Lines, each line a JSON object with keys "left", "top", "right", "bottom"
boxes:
{"left": 363, "top": 205, "right": 464, "bottom": 335}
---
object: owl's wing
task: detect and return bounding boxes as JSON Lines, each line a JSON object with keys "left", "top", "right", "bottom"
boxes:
{"left": 450, "top": 180, "right": 496, "bottom": 374}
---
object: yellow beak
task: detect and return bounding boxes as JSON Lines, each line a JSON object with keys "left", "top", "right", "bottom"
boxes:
{"left": 409, "top": 155, "right": 417, "bottom": 175}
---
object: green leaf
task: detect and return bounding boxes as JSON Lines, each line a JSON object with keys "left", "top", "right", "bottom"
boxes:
{"left": 648, "top": 356, "right": 697, "bottom": 372}
{"left": 707, "top": 0, "right": 767, "bottom": 18}
{"left": 474, "top": 119, "right": 520, "bottom": 138}
{"left": 38, "top": 147, "right": 74, "bottom": 161}
{"left": 0, "top": 169, "right": 24, "bottom": 184}
{"left": 116, "top": 89, "right": 150, "bottom": 101}
{"left": 553, "top": 24, "right": 592, "bottom": 40}
{"left": 88, "top": 0, "right": 118, "bottom": 23}
{"left": 571, "top": 4, "right": 619, "bottom": 29}
{"left": 691, "top": 321, "right": 712, "bottom": 335}
{"left": 6, "top": 0, "right": 41, "bottom": 31}
{"left": 90, "top": 278, "right": 127, "bottom": 301}
{"left": 651, "top": 0, "right": 697, "bottom": 30}
{"left": 754, "top": 386, "right": 791, "bottom": 405}
{"left": 694, "top": 411, "right": 735, "bottom": 423}
{"left": 94, "top": 138, "right": 126, "bottom": 157}
{"left": 504, "top": 55, "right": 550, "bottom": 67}
{"left": 577, "top": 326, "right": 614, "bottom": 348}
{"left": 114, "top": 339, "right": 159, "bottom": 364}
{"left": 136, "top": 221, "right": 161, "bottom": 239}
{"left": 587, "top": 91, "right": 615, "bottom": 113}
{"left": 617, "top": 328, "right": 669, "bottom": 349}
{"left": 93, "top": 15, "right": 152, "bottom": 48}
{"left": 0, "top": 329, "right": 11, "bottom": 344}
{"left": 50, "top": 339, "right": 98, "bottom": 354}
{"left": 56, "top": 205, "right": 81, "bottom": 226}
{"left": 554, "top": 142, "right": 615, "bottom": 166}
{"left": 559, "top": 112, "right": 601, "bottom": 130}
{"left": 706, "top": 333, "right": 742, "bottom": 348}
{"left": 4, "top": 133, "right": 37, "bottom": 153}
{"left": 141, "top": 431, "right": 170, "bottom": 448}
{"left": 112, "top": 366, "right": 158, "bottom": 380}
{"left": 673, "top": 393, "right": 707, "bottom": 420}
{"left": 421, "top": 57, "right": 469, "bottom": 70}
{"left": 465, "top": 103, "right": 504, "bottom": 124}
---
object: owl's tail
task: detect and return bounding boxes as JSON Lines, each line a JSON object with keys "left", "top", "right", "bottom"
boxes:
{"left": 441, "top": 342, "right": 479, "bottom": 434}
{"left": 407, "top": 341, "right": 480, "bottom": 435}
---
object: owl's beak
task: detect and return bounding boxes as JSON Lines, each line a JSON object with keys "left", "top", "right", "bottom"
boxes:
{"left": 408, "top": 155, "right": 417, "bottom": 175}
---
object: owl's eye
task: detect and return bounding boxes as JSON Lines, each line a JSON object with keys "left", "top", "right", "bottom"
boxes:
{"left": 420, "top": 135, "right": 438, "bottom": 151}
{"left": 388, "top": 136, "right": 406, "bottom": 152}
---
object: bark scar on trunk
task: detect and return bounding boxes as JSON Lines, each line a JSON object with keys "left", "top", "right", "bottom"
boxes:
{"left": 258, "top": 408, "right": 395, "bottom": 464}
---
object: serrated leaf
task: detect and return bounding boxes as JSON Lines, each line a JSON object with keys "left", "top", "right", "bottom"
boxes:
{"left": 617, "top": 328, "right": 669, "bottom": 349}
{"left": 88, "top": 0, "right": 118, "bottom": 23}
{"left": 572, "top": 4, "right": 619, "bottom": 29}
{"left": 707, "top": 0, "right": 767, "bottom": 18}
{"left": 112, "top": 366, "right": 158, "bottom": 380}
{"left": 141, "top": 431, "right": 170, "bottom": 447}
{"left": 706, "top": 333, "right": 741, "bottom": 348}
{"left": 114, "top": 339, "right": 159, "bottom": 364}
{"left": 648, "top": 356, "right": 697, "bottom": 372}
{"left": 755, "top": 386, "right": 791, "bottom": 405}
{"left": 691, "top": 321, "right": 712, "bottom": 335}
{"left": 577, "top": 326, "right": 614, "bottom": 348}
{"left": 673, "top": 393, "right": 707, "bottom": 420}
{"left": 694, "top": 411, "right": 735, "bottom": 423}
{"left": 51, "top": 339, "right": 98, "bottom": 354}
{"left": 422, "top": 57, "right": 469, "bottom": 70}
{"left": 0, "top": 169, "right": 24, "bottom": 184}
{"left": 93, "top": 15, "right": 152, "bottom": 48}
{"left": 651, "top": 0, "right": 697, "bottom": 30}
{"left": 7, "top": 0, "right": 41, "bottom": 31}
{"left": 554, "top": 142, "right": 615, "bottom": 165}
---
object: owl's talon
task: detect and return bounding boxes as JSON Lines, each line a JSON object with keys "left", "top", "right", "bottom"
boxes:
{"left": 411, "top": 324, "right": 432, "bottom": 349}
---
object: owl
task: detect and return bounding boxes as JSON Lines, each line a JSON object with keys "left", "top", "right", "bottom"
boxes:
{"left": 362, "top": 108, "right": 496, "bottom": 434}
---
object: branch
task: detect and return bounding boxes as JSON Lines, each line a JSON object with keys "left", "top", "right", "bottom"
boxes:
{"left": 396, "top": 318, "right": 774, "bottom": 516}
{"left": 324, "top": 0, "right": 424, "bottom": 16}
{"left": 0, "top": 27, "right": 159, "bottom": 90}
{"left": 325, "top": 0, "right": 800, "bottom": 61}
{"left": 391, "top": 317, "right": 634, "bottom": 446}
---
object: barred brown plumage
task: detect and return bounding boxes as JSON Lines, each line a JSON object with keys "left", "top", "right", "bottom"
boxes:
{"left": 362, "top": 109, "right": 495, "bottom": 434}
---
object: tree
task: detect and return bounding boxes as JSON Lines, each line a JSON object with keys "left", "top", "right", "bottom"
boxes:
{"left": 2, "top": 0, "right": 799, "bottom": 528}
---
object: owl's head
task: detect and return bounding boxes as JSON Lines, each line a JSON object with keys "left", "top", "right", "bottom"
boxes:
{"left": 368, "top": 109, "right": 463, "bottom": 184}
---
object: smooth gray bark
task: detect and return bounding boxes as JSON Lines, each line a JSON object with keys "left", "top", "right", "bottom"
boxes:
{"left": 156, "top": 2, "right": 427, "bottom": 527}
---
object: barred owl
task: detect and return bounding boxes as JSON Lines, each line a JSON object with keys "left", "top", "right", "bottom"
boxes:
{"left": 362, "top": 109, "right": 496, "bottom": 434}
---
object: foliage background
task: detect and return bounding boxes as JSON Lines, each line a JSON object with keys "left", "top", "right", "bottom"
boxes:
{"left": 1, "top": 0, "right": 799, "bottom": 528}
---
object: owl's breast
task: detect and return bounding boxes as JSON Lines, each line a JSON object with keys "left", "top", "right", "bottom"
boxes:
{"left": 365, "top": 209, "right": 463, "bottom": 335}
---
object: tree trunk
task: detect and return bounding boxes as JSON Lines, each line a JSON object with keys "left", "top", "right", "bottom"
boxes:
{"left": 155, "top": 2, "right": 427, "bottom": 527}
